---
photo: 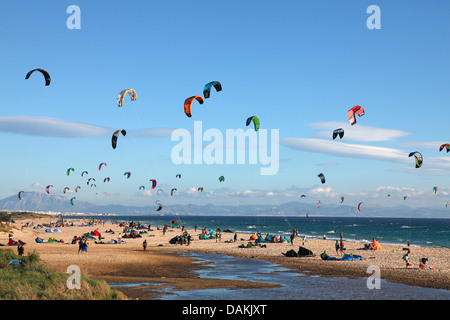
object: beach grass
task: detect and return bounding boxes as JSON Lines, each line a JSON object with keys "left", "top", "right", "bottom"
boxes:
{"left": 0, "top": 249, "right": 127, "bottom": 300}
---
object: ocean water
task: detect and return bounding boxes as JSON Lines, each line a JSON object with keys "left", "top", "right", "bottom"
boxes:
{"left": 98, "top": 215, "right": 450, "bottom": 248}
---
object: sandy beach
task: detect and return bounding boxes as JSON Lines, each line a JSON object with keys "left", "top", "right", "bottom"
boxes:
{"left": 1, "top": 215, "right": 449, "bottom": 299}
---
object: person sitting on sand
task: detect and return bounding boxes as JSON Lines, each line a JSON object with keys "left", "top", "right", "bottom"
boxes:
{"left": 419, "top": 258, "right": 435, "bottom": 270}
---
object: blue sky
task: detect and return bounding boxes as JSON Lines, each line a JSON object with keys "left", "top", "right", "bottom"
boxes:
{"left": 0, "top": 1, "right": 449, "bottom": 215}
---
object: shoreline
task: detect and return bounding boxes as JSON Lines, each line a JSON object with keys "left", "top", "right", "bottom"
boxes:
{"left": 1, "top": 216, "right": 449, "bottom": 300}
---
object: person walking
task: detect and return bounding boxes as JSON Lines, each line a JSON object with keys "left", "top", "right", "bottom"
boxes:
{"left": 143, "top": 239, "right": 148, "bottom": 251}
{"left": 17, "top": 244, "right": 24, "bottom": 256}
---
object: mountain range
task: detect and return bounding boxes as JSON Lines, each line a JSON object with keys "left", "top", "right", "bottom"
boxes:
{"left": 0, "top": 191, "right": 448, "bottom": 218}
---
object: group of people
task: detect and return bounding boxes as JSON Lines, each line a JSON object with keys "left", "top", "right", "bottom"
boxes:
{"left": 402, "top": 249, "right": 434, "bottom": 270}
{"left": 77, "top": 239, "right": 88, "bottom": 254}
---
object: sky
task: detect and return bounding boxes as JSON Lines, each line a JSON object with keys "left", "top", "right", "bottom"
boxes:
{"left": 0, "top": 0, "right": 449, "bottom": 216}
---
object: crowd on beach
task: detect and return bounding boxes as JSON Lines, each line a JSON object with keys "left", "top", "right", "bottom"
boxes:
{"left": 1, "top": 216, "right": 442, "bottom": 274}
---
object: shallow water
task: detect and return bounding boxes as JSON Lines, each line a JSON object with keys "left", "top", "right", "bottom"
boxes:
{"left": 110, "top": 252, "right": 450, "bottom": 300}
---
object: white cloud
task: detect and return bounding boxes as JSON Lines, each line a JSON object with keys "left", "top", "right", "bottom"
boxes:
{"left": 132, "top": 128, "right": 177, "bottom": 138}
{"left": 0, "top": 116, "right": 175, "bottom": 139}
{"left": 397, "top": 141, "right": 448, "bottom": 150}
{"left": 0, "top": 116, "right": 111, "bottom": 138}
{"left": 280, "top": 137, "right": 410, "bottom": 164}
{"left": 310, "top": 121, "right": 411, "bottom": 142}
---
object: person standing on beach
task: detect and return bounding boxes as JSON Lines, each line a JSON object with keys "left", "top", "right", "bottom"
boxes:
{"left": 17, "top": 244, "right": 24, "bottom": 256}
{"left": 82, "top": 241, "right": 88, "bottom": 253}
{"left": 78, "top": 239, "right": 84, "bottom": 254}
{"left": 290, "top": 233, "right": 295, "bottom": 245}
{"left": 402, "top": 249, "right": 412, "bottom": 267}
{"left": 143, "top": 239, "right": 147, "bottom": 251}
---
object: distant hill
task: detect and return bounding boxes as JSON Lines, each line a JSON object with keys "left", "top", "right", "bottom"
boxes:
{"left": 0, "top": 192, "right": 448, "bottom": 218}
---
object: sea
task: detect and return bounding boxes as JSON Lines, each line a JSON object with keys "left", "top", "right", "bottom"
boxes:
{"left": 77, "top": 215, "right": 450, "bottom": 300}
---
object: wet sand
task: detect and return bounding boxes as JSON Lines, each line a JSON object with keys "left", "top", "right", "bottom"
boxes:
{"left": 1, "top": 216, "right": 448, "bottom": 299}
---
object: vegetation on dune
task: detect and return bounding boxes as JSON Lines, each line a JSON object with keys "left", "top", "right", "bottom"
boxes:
{"left": 0, "top": 249, "right": 127, "bottom": 300}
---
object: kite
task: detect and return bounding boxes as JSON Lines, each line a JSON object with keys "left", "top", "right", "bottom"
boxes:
{"left": 157, "top": 189, "right": 163, "bottom": 195}
{"left": 139, "top": 186, "right": 145, "bottom": 190}
{"left": 104, "top": 177, "right": 110, "bottom": 183}
{"left": 75, "top": 186, "right": 81, "bottom": 192}
{"left": 81, "top": 171, "right": 88, "bottom": 177}
{"left": 408, "top": 151, "right": 423, "bottom": 168}
{"left": 87, "top": 178, "right": 95, "bottom": 185}
{"left": 66, "top": 168, "right": 75, "bottom": 176}
{"left": 184, "top": 95, "right": 204, "bottom": 117}
{"left": 99, "top": 162, "right": 107, "bottom": 171}
{"left": 18, "top": 191, "right": 24, "bottom": 200}
{"left": 347, "top": 105, "right": 365, "bottom": 125}
{"left": 198, "top": 187, "right": 204, "bottom": 192}
{"left": 46, "top": 185, "right": 53, "bottom": 194}
{"left": 246, "top": 116, "right": 260, "bottom": 131}
{"left": 203, "top": 81, "right": 222, "bottom": 99}
{"left": 150, "top": 179, "right": 157, "bottom": 189}
{"left": 357, "top": 202, "right": 363, "bottom": 211}
{"left": 156, "top": 204, "right": 163, "bottom": 212}
{"left": 63, "top": 187, "right": 70, "bottom": 194}
{"left": 318, "top": 173, "right": 326, "bottom": 184}
{"left": 340, "top": 197, "right": 344, "bottom": 203}
{"left": 25, "top": 68, "right": 51, "bottom": 86}
{"left": 70, "top": 197, "right": 76, "bottom": 206}
{"left": 433, "top": 187, "right": 438, "bottom": 194}
{"left": 332, "top": 128, "right": 344, "bottom": 140}
{"left": 112, "top": 129, "right": 127, "bottom": 149}
{"left": 117, "top": 89, "right": 137, "bottom": 107}
{"left": 171, "top": 188, "right": 177, "bottom": 196}
{"left": 219, "top": 175, "right": 225, "bottom": 182}
{"left": 439, "top": 144, "right": 450, "bottom": 153}
{"left": 124, "top": 172, "right": 131, "bottom": 179}
{"left": 176, "top": 174, "right": 181, "bottom": 178}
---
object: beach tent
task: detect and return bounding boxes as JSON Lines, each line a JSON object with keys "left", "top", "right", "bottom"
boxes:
{"left": 82, "top": 233, "right": 96, "bottom": 240}
{"left": 199, "top": 234, "right": 214, "bottom": 240}
{"left": 7, "top": 239, "right": 25, "bottom": 246}
{"left": 45, "top": 228, "right": 54, "bottom": 233}
{"left": 283, "top": 247, "right": 314, "bottom": 257}
{"left": 90, "top": 230, "right": 101, "bottom": 237}
{"left": 283, "top": 249, "right": 299, "bottom": 257}
{"left": 35, "top": 237, "right": 46, "bottom": 243}
{"left": 320, "top": 251, "right": 362, "bottom": 261}
{"left": 298, "top": 246, "right": 314, "bottom": 257}
{"left": 250, "top": 235, "right": 258, "bottom": 241}
{"left": 371, "top": 239, "right": 381, "bottom": 250}
{"left": 255, "top": 236, "right": 270, "bottom": 243}
{"left": 7, "top": 239, "right": 19, "bottom": 246}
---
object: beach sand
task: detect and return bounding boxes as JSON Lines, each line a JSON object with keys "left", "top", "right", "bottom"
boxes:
{"left": 1, "top": 216, "right": 449, "bottom": 300}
